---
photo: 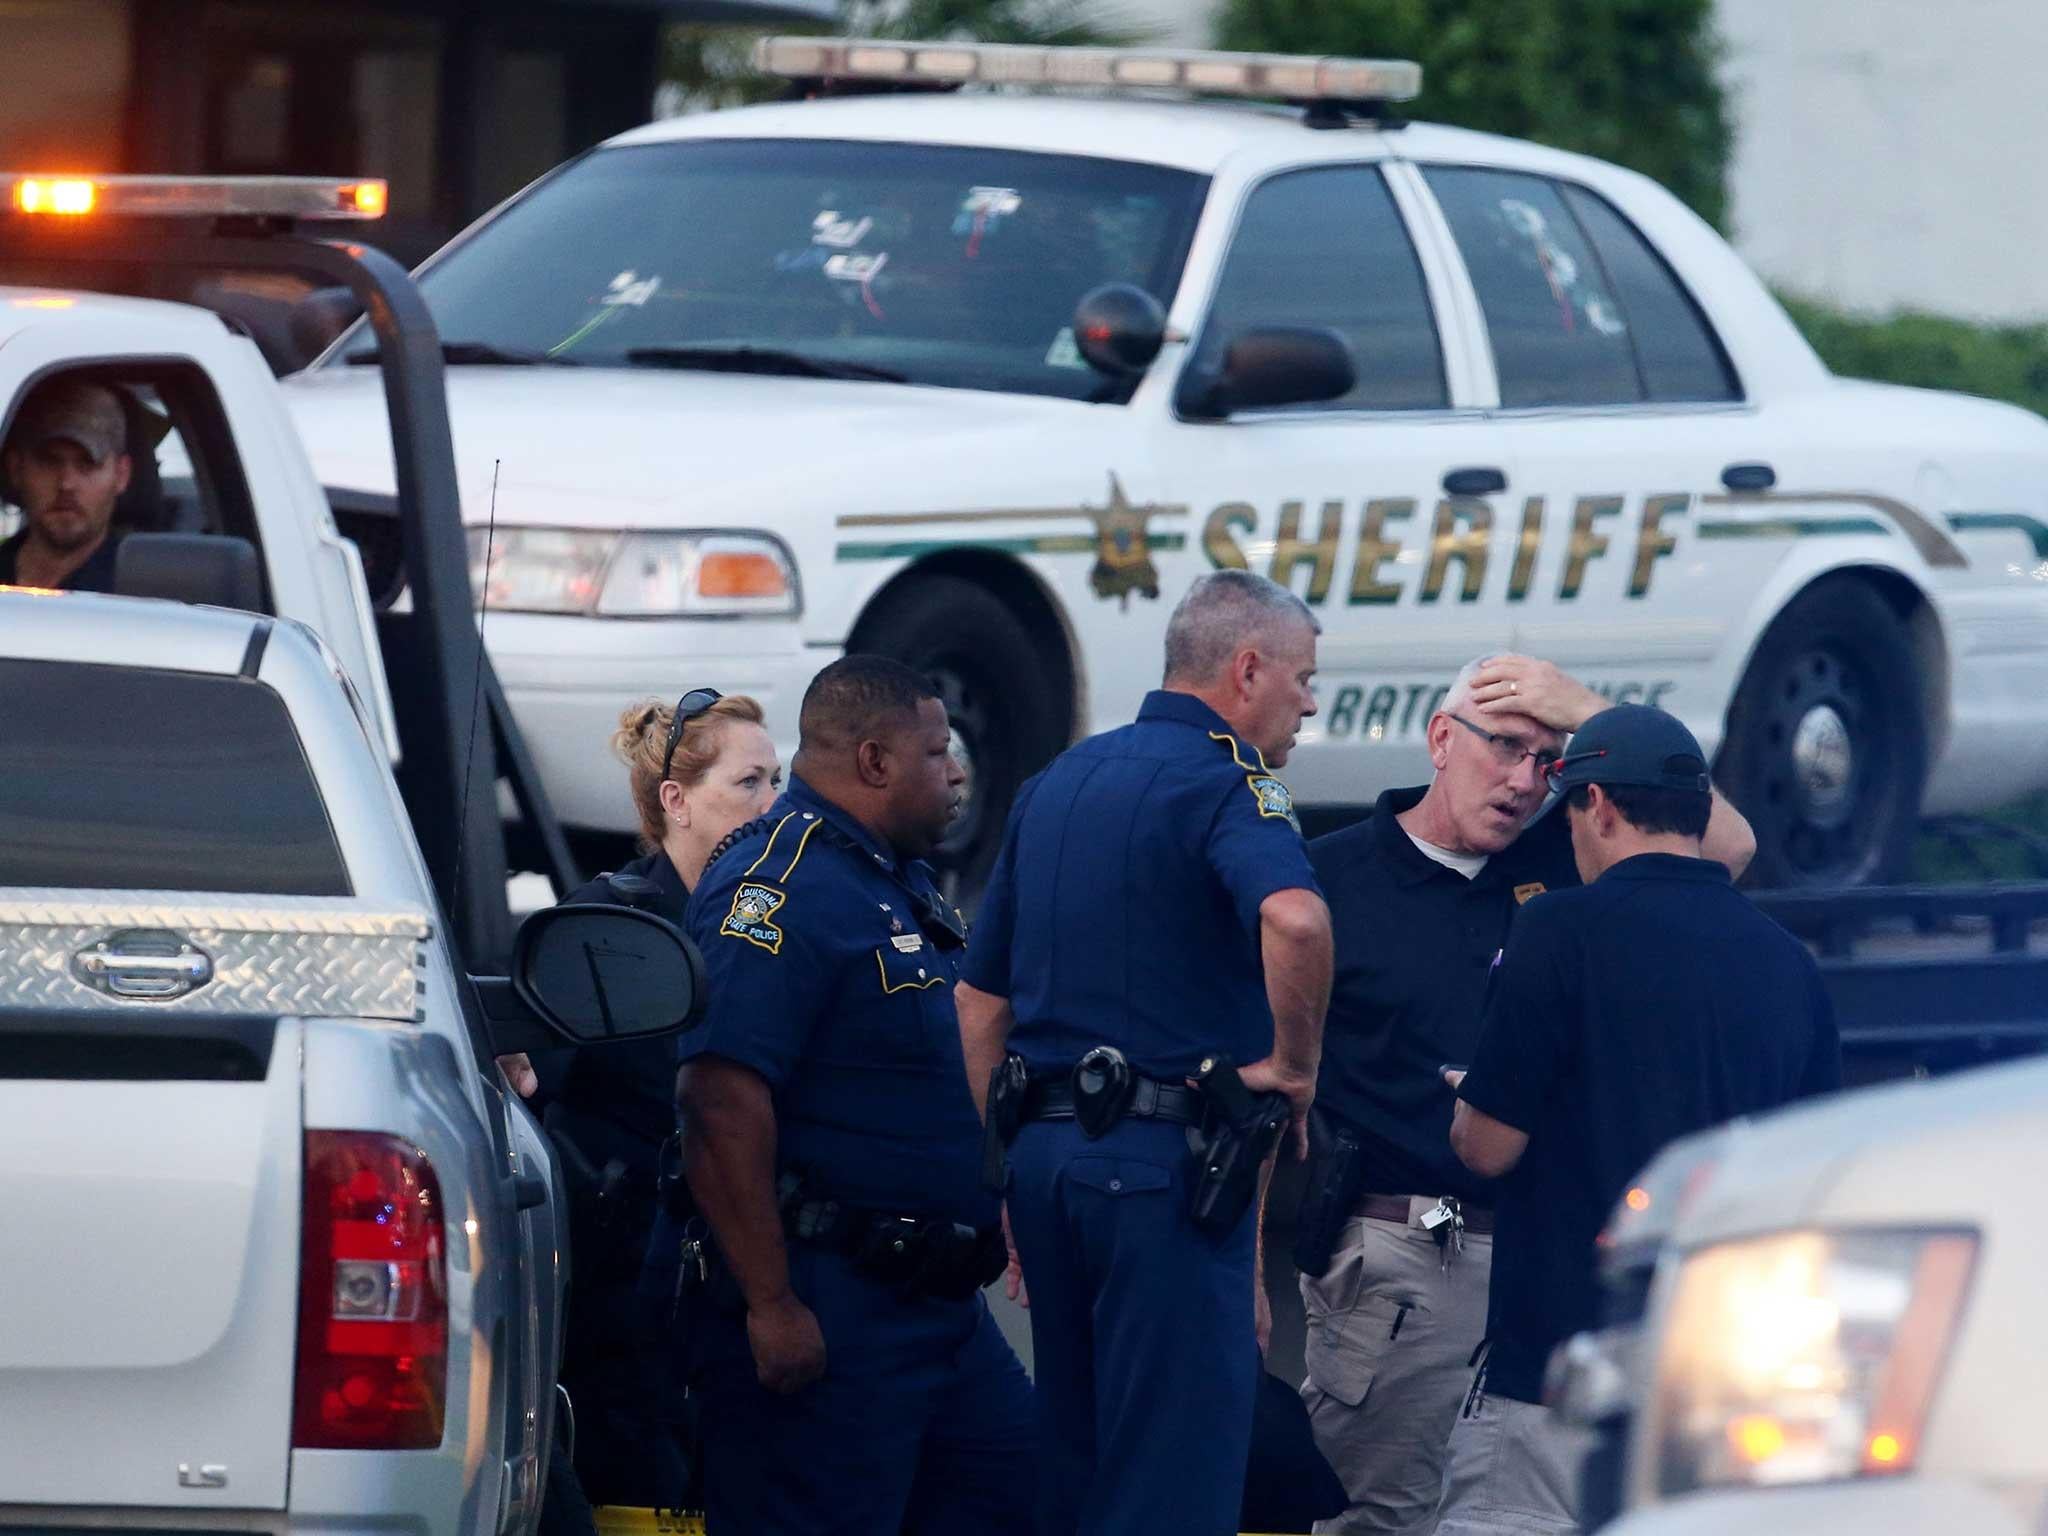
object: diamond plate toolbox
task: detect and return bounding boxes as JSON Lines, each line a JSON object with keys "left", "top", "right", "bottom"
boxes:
{"left": 0, "top": 889, "right": 432, "bottom": 1021}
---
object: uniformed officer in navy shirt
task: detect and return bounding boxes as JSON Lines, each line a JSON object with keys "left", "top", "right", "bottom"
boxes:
{"left": 958, "top": 570, "right": 1335, "bottom": 1536}
{"left": 1438, "top": 704, "right": 1840, "bottom": 1536}
{"left": 1297, "top": 656, "right": 1754, "bottom": 1535}
{"left": 672, "top": 656, "right": 1033, "bottom": 1535}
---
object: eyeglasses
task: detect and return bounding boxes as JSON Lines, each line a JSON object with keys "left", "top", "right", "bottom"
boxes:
{"left": 659, "top": 687, "right": 724, "bottom": 782}
{"left": 1448, "top": 713, "right": 1563, "bottom": 775}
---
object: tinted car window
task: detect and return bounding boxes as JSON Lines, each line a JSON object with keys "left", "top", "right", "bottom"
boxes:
{"left": 1195, "top": 166, "right": 1447, "bottom": 412}
{"left": 357, "top": 139, "right": 1206, "bottom": 404}
{"left": 1559, "top": 183, "right": 1739, "bottom": 402}
{"left": 1425, "top": 167, "right": 1641, "bottom": 408}
{"left": 0, "top": 658, "right": 350, "bottom": 894}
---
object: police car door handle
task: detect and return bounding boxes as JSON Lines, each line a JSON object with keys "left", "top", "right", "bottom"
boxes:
{"left": 1721, "top": 461, "right": 1777, "bottom": 492}
{"left": 1442, "top": 466, "right": 1507, "bottom": 497}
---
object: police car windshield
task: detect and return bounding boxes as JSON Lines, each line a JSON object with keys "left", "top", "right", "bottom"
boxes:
{"left": 385, "top": 138, "right": 1206, "bottom": 401}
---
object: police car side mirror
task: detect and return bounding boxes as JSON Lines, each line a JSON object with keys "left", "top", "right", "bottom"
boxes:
{"left": 493, "top": 904, "right": 707, "bottom": 1049}
{"left": 1177, "top": 325, "right": 1356, "bottom": 419}
{"left": 1072, "top": 283, "right": 1167, "bottom": 376}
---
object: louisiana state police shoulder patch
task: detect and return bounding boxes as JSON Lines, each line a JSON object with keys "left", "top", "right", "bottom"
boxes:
{"left": 722, "top": 881, "right": 788, "bottom": 954}
{"left": 1249, "top": 774, "right": 1301, "bottom": 832}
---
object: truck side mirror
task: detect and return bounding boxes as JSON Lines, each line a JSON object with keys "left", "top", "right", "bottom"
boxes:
{"left": 1177, "top": 325, "right": 1357, "bottom": 419}
{"left": 1072, "top": 283, "right": 1167, "bottom": 377}
{"left": 510, "top": 904, "right": 706, "bottom": 1045}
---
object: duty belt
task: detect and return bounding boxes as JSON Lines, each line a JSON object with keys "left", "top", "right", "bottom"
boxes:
{"left": 1020, "top": 1072, "right": 1203, "bottom": 1128}
{"left": 781, "top": 1188, "right": 1004, "bottom": 1301}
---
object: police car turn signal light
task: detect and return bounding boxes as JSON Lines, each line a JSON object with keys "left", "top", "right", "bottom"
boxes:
{"left": 697, "top": 549, "right": 790, "bottom": 600}
{"left": 3, "top": 174, "right": 388, "bottom": 221}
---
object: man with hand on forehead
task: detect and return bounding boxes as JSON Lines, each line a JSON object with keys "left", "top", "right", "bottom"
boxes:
{"left": 1291, "top": 655, "right": 1753, "bottom": 1535}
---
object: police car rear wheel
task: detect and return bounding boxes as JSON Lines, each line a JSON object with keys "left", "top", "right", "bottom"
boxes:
{"left": 1719, "top": 576, "right": 1926, "bottom": 887}
{"left": 849, "top": 574, "right": 1067, "bottom": 908}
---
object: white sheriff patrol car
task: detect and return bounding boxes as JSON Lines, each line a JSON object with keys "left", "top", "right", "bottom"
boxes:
{"left": 282, "top": 39, "right": 2048, "bottom": 890}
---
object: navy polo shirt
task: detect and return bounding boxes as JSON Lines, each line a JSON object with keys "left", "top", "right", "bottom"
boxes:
{"left": 1460, "top": 854, "right": 1843, "bottom": 1402}
{"left": 680, "top": 774, "right": 993, "bottom": 1230}
{"left": 0, "top": 529, "right": 121, "bottom": 592}
{"left": 1310, "top": 787, "right": 1580, "bottom": 1204}
{"left": 962, "top": 689, "right": 1321, "bottom": 1079}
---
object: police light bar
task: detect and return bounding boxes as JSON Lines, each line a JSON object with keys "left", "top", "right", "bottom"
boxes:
{"left": 3, "top": 175, "right": 388, "bottom": 221}
{"left": 753, "top": 37, "right": 1422, "bottom": 105}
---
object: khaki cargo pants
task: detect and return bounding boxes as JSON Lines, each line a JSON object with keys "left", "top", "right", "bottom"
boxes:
{"left": 1432, "top": 1390, "right": 1591, "bottom": 1536}
{"left": 1298, "top": 1206, "right": 1492, "bottom": 1535}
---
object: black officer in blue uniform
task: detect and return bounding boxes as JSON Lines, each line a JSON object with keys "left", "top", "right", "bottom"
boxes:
{"left": 672, "top": 655, "right": 1033, "bottom": 1535}
{"left": 957, "top": 571, "right": 1336, "bottom": 1536}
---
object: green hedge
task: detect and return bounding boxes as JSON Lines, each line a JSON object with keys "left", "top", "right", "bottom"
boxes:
{"left": 1782, "top": 295, "right": 2048, "bottom": 424}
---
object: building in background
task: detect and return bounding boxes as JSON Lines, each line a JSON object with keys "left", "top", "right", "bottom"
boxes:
{"left": 1715, "top": 0, "right": 2046, "bottom": 323}
{"left": 0, "top": 0, "right": 832, "bottom": 263}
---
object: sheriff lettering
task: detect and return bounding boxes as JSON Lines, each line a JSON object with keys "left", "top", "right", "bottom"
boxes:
{"left": 1202, "top": 491, "right": 1690, "bottom": 604}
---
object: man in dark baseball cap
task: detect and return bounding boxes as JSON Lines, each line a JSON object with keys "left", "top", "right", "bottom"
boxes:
{"left": 1, "top": 377, "right": 131, "bottom": 593}
{"left": 1434, "top": 702, "right": 1840, "bottom": 1536}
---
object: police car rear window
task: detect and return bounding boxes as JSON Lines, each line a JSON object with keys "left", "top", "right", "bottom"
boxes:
{"left": 1424, "top": 166, "right": 1738, "bottom": 408}
{"left": 0, "top": 658, "right": 351, "bottom": 896}
{"left": 394, "top": 139, "right": 1207, "bottom": 404}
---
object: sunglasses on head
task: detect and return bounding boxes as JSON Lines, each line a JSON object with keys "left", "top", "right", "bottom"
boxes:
{"left": 659, "top": 688, "right": 724, "bottom": 782}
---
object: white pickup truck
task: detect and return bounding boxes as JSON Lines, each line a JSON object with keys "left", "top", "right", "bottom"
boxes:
{"left": 0, "top": 179, "right": 702, "bottom": 1535}
{"left": 0, "top": 588, "right": 702, "bottom": 1533}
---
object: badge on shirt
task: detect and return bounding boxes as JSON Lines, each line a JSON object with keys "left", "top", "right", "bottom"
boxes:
{"left": 1249, "top": 774, "right": 1302, "bottom": 833}
{"left": 722, "top": 882, "right": 788, "bottom": 954}
{"left": 1514, "top": 882, "right": 1547, "bottom": 904}
{"left": 890, "top": 932, "right": 923, "bottom": 954}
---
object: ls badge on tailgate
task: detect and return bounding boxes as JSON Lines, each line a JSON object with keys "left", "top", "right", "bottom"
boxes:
{"left": 73, "top": 928, "right": 214, "bottom": 1001}
{"left": 178, "top": 1463, "right": 229, "bottom": 1489}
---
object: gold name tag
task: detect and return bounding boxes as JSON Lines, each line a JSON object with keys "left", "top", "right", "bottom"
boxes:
{"left": 1514, "top": 882, "right": 1547, "bottom": 905}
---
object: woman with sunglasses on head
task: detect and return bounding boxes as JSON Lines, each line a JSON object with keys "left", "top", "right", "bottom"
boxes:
{"left": 509, "top": 688, "right": 781, "bottom": 1516}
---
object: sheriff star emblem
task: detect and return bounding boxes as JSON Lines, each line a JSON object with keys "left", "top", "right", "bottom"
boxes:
{"left": 1087, "top": 472, "right": 1164, "bottom": 609}
{"left": 722, "top": 882, "right": 788, "bottom": 954}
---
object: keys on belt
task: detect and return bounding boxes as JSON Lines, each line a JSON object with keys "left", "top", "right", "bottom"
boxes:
{"left": 1419, "top": 1196, "right": 1466, "bottom": 1272}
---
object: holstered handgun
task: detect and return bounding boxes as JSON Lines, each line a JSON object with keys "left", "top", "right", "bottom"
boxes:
{"left": 1185, "top": 1053, "right": 1291, "bottom": 1239}
{"left": 1291, "top": 1108, "right": 1367, "bottom": 1278}
{"left": 980, "top": 1053, "right": 1031, "bottom": 1193}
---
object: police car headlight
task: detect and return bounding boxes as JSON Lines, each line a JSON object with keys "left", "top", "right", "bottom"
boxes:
{"left": 1645, "top": 1227, "right": 1976, "bottom": 1498}
{"left": 467, "top": 528, "right": 799, "bottom": 617}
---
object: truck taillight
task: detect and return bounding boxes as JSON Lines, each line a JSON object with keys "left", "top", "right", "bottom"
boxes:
{"left": 294, "top": 1131, "right": 448, "bottom": 1450}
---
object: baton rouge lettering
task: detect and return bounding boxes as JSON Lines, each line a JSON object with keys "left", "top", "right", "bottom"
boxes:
{"left": 1202, "top": 491, "right": 1691, "bottom": 604}
{"left": 1314, "top": 677, "right": 1677, "bottom": 744}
